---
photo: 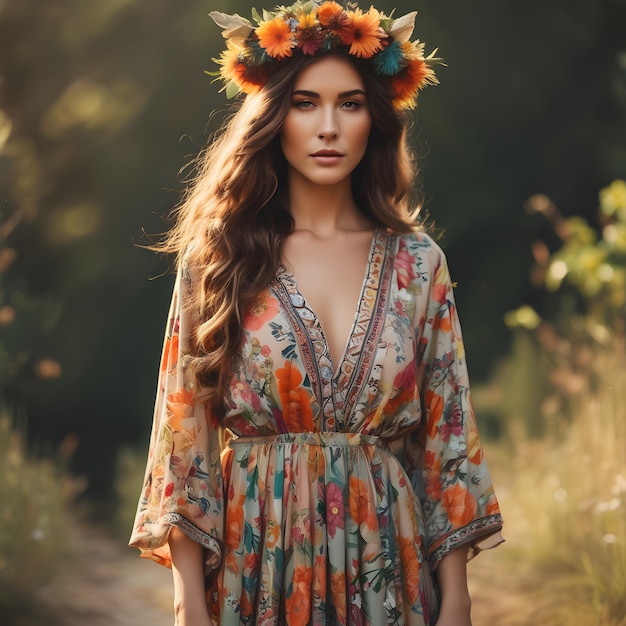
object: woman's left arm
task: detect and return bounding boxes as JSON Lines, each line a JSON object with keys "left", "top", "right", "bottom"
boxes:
{"left": 435, "top": 545, "right": 472, "bottom": 626}
{"left": 402, "top": 238, "right": 504, "bottom": 621}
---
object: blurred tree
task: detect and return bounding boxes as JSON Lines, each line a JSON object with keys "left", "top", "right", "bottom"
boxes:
{"left": 0, "top": 0, "right": 217, "bottom": 492}
{"left": 0, "top": 0, "right": 625, "bottom": 494}
{"left": 0, "top": 77, "right": 62, "bottom": 401}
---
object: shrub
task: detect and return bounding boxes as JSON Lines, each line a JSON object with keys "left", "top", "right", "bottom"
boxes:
{"left": 112, "top": 445, "right": 148, "bottom": 541}
{"left": 0, "top": 413, "right": 80, "bottom": 617}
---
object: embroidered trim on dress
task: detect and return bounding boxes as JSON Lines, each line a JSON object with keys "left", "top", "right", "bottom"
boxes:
{"left": 163, "top": 512, "right": 223, "bottom": 564}
{"left": 341, "top": 230, "right": 395, "bottom": 422}
{"left": 428, "top": 514, "right": 503, "bottom": 569}
{"left": 272, "top": 229, "right": 389, "bottom": 431}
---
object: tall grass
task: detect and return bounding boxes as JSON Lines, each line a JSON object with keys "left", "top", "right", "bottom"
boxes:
{"left": 112, "top": 445, "right": 148, "bottom": 540}
{"left": 0, "top": 413, "right": 81, "bottom": 618}
{"left": 488, "top": 333, "right": 626, "bottom": 625}
{"left": 550, "top": 339, "right": 625, "bottom": 623}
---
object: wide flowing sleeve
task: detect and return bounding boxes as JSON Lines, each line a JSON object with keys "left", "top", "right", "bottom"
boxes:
{"left": 404, "top": 239, "right": 503, "bottom": 570}
{"left": 129, "top": 269, "right": 224, "bottom": 572}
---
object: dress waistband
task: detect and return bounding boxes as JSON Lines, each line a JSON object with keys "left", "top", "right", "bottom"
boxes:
{"left": 227, "top": 432, "right": 385, "bottom": 449}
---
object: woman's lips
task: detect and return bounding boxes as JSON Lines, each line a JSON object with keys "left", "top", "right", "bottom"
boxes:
{"left": 310, "top": 150, "right": 344, "bottom": 165}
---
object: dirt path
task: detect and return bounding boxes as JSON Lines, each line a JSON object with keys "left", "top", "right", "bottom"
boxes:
{"left": 14, "top": 521, "right": 540, "bottom": 626}
{"left": 16, "top": 523, "right": 516, "bottom": 626}
{"left": 469, "top": 552, "right": 540, "bottom": 626}
{"left": 13, "top": 524, "right": 174, "bottom": 626}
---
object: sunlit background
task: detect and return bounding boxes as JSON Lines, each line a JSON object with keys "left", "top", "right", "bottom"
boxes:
{"left": 1, "top": 0, "right": 625, "bottom": 624}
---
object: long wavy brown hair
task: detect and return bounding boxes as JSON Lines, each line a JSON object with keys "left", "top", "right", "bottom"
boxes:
{"left": 159, "top": 53, "right": 423, "bottom": 409}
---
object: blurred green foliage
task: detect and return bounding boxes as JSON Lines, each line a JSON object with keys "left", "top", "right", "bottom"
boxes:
{"left": 500, "top": 180, "right": 626, "bottom": 436}
{"left": 0, "top": 0, "right": 625, "bottom": 493}
{"left": 524, "top": 180, "right": 626, "bottom": 330}
{"left": 0, "top": 413, "right": 82, "bottom": 619}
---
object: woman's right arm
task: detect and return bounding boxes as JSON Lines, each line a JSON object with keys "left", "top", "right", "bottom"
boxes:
{"left": 169, "top": 527, "right": 213, "bottom": 626}
{"left": 129, "top": 269, "right": 225, "bottom": 622}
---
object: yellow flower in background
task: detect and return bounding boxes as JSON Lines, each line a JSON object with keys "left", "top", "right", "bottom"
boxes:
{"left": 565, "top": 216, "right": 597, "bottom": 245}
{"left": 603, "top": 222, "right": 626, "bottom": 251}
{"left": 600, "top": 179, "right": 626, "bottom": 220}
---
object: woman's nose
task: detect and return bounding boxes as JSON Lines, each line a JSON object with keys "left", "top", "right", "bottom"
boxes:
{"left": 317, "top": 107, "right": 339, "bottom": 139}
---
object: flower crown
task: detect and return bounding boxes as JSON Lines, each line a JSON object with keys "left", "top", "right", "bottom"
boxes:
{"left": 209, "top": 1, "right": 440, "bottom": 110}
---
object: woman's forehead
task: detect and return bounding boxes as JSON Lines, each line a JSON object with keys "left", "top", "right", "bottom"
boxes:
{"left": 292, "top": 56, "right": 365, "bottom": 92}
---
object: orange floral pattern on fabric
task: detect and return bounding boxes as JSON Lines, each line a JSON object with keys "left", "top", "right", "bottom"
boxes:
{"left": 286, "top": 564, "right": 313, "bottom": 622}
{"left": 165, "top": 388, "right": 194, "bottom": 431}
{"left": 244, "top": 292, "right": 280, "bottom": 331}
{"left": 276, "top": 360, "right": 315, "bottom": 431}
{"left": 160, "top": 333, "right": 178, "bottom": 372}
{"left": 348, "top": 475, "right": 378, "bottom": 532}
{"left": 400, "top": 536, "right": 423, "bottom": 604}
{"left": 442, "top": 483, "right": 479, "bottom": 529}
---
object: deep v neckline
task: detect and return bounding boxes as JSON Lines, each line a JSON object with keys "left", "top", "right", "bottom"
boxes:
{"left": 278, "top": 228, "right": 381, "bottom": 377}
{"left": 272, "top": 229, "right": 393, "bottom": 430}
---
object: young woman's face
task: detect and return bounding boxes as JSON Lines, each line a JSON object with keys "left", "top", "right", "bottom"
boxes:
{"left": 280, "top": 56, "right": 372, "bottom": 189}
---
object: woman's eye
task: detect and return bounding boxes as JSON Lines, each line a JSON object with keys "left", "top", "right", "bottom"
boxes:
{"left": 293, "top": 100, "right": 314, "bottom": 109}
{"left": 342, "top": 100, "right": 362, "bottom": 110}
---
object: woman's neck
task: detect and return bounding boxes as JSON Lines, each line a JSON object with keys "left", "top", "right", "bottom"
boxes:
{"left": 287, "top": 174, "right": 372, "bottom": 237}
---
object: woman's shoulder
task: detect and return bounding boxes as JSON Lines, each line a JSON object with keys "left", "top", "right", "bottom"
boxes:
{"left": 389, "top": 229, "right": 448, "bottom": 268}
{"left": 387, "top": 229, "right": 454, "bottom": 298}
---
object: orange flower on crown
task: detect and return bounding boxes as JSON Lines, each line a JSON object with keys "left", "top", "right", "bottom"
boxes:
{"left": 217, "top": 44, "right": 265, "bottom": 94}
{"left": 296, "top": 12, "right": 324, "bottom": 55}
{"left": 391, "top": 41, "right": 438, "bottom": 109}
{"left": 209, "top": 2, "right": 441, "bottom": 110}
{"left": 256, "top": 16, "right": 295, "bottom": 59}
{"left": 317, "top": 1, "right": 349, "bottom": 34}
{"left": 340, "top": 8, "right": 383, "bottom": 59}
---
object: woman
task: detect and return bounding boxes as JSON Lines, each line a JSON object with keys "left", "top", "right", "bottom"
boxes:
{"left": 130, "top": 2, "right": 503, "bottom": 625}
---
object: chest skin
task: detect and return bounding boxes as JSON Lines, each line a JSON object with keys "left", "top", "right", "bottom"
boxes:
{"left": 281, "top": 228, "right": 376, "bottom": 369}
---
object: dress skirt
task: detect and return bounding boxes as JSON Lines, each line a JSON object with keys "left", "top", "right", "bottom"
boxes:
{"left": 214, "top": 432, "right": 439, "bottom": 625}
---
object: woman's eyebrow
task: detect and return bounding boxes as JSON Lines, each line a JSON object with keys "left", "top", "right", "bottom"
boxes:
{"left": 339, "top": 89, "right": 367, "bottom": 98}
{"left": 291, "top": 89, "right": 367, "bottom": 98}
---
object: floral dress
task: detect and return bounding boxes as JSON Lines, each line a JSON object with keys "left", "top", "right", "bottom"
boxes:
{"left": 130, "top": 230, "right": 503, "bottom": 625}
